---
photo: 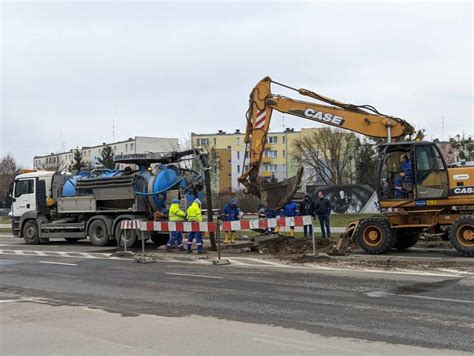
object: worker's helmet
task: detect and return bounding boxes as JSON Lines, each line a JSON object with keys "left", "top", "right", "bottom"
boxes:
{"left": 194, "top": 198, "right": 202, "bottom": 206}
{"left": 171, "top": 199, "right": 179, "bottom": 204}
{"left": 230, "top": 198, "right": 237, "bottom": 205}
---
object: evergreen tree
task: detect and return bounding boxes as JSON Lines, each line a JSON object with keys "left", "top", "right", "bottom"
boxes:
{"left": 70, "top": 149, "right": 84, "bottom": 172}
{"left": 98, "top": 146, "right": 115, "bottom": 169}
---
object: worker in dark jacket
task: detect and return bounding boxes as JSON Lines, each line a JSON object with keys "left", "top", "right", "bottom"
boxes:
{"left": 299, "top": 195, "right": 316, "bottom": 238}
{"left": 315, "top": 191, "right": 332, "bottom": 239}
{"left": 281, "top": 200, "right": 299, "bottom": 237}
{"left": 221, "top": 199, "right": 240, "bottom": 244}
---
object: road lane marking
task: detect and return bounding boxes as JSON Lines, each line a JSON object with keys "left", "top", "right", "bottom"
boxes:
{"left": 38, "top": 261, "right": 78, "bottom": 266}
{"left": 366, "top": 291, "right": 474, "bottom": 304}
{"left": 252, "top": 338, "right": 315, "bottom": 351}
{"left": 165, "top": 272, "right": 223, "bottom": 279}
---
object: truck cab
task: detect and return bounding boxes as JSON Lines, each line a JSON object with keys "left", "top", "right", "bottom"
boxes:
{"left": 10, "top": 171, "right": 54, "bottom": 236}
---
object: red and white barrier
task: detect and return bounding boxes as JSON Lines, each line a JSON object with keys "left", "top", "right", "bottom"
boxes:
{"left": 221, "top": 216, "right": 313, "bottom": 231}
{"left": 141, "top": 221, "right": 217, "bottom": 232}
{"left": 120, "top": 220, "right": 141, "bottom": 229}
{"left": 120, "top": 216, "right": 313, "bottom": 232}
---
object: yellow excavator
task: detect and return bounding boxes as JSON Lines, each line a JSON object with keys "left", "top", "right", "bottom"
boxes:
{"left": 238, "top": 76, "right": 474, "bottom": 256}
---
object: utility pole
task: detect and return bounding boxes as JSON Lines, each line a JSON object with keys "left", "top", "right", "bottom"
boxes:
{"left": 442, "top": 115, "right": 445, "bottom": 141}
{"left": 112, "top": 120, "right": 115, "bottom": 142}
{"left": 201, "top": 152, "right": 217, "bottom": 251}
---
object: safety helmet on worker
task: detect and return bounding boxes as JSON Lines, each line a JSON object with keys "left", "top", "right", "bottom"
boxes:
{"left": 172, "top": 199, "right": 179, "bottom": 204}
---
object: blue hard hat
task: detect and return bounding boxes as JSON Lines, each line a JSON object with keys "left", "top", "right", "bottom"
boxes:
{"left": 230, "top": 198, "right": 237, "bottom": 205}
{"left": 172, "top": 199, "right": 179, "bottom": 204}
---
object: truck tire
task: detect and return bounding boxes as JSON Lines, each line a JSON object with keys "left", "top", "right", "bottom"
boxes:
{"left": 114, "top": 221, "right": 138, "bottom": 249}
{"left": 449, "top": 216, "right": 474, "bottom": 256}
{"left": 88, "top": 220, "right": 109, "bottom": 246}
{"left": 394, "top": 230, "right": 419, "bottom": 250}
{"left": 23, "top": 220, "right": 40, "bottom": 245}
{"left": 355, "top": 217, "right": 395, "bottom": 254}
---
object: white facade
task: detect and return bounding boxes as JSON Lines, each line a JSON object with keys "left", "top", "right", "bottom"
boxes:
{"left": 33, "top": 136, "right": 179, "bottom": 171}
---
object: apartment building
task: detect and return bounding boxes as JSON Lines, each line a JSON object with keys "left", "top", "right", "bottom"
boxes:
{"left": 33, "top": 136, "right": 179, "bottom": 171}
{"left": 191, "top": 128, "right": 319, "bottom": 192}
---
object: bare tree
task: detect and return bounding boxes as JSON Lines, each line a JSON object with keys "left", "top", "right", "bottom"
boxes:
{"left": 292, "top": 128, "right": 357, "bottom": 185}
{"left": 0, "top": 154, "right": 20, "bottom": 208}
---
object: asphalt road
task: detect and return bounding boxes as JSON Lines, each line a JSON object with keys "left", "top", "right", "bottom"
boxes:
{"left": 1, "top": 234, "right": 473, "bottom": 355}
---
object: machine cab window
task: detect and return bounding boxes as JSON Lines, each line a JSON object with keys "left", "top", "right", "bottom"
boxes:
{"left": 379, "top": 148, "right": 413, "bottom": 201}
{"left": 414, "top": 144, "right": 448, "bottom": 199}
{"left": 379, "top": 143, "right": 448, "bottom": 201}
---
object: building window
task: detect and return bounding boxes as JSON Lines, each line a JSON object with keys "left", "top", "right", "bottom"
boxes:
{"left": 228, "top": 173, "right": 232, "bottom": 177}
{"left": 264, "top": 150, "right": 278, "bottom": 158}
{"left": 282, "top": 136, "right": 286, "bottom": 143}
{"left": 130, "top": 143, "right": 134, "bottom": 151}
{"left": 282, "top": 164, "right": 286, "bottom": 171}
{"left": 237, "top": 151, "right": 240, "bottom": 159}
{"left": 282, "top": 150, "right": 286, "bottom": 157}
{"left": 263, "top": 164, "right": 278, "bottom": 172}
{"left": 244, "top": 164, "right": 250, "bottom": 171}
{"left": 213, "top": 138, "right": 217, "bottom": 145}
{"left": 237, "top": 165, "right": 240, "bottom": 173}
{"left": 245, "top": 151, "right": 250, "bottom": 159}
{"left": 227, "top": 159, "right": 231, "bottom": 164}
{"left": 227, "top": 145, "right": 231, "bottom": 149}
{"left": 236, "top": 137, "right": 241, "bottom": 145}
{"left": 125, "top": 144, "right": 128, "bottom": 152}
{"left": 197, "top": 138, "right": 209, "bottom": 146}
{"left": 267, "top": 136, "right": 278, "bottom": 144}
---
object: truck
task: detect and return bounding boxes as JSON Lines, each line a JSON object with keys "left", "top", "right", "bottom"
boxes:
{"left": 9, "top": 149, "right": 208, "bottom": 247}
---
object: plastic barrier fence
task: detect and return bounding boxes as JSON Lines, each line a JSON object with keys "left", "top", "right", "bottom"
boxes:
{"left": 120, "top": 216, "right": 313, "bottom": 232}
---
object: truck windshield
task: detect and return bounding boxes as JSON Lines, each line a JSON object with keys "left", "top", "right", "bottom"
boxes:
{"left": 14, "top": 179, "right": 34, "bottom": 197}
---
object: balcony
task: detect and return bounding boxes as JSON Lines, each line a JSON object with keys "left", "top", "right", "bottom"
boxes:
{"left": 261, "top": 156, "right": 273, "bottom": 163}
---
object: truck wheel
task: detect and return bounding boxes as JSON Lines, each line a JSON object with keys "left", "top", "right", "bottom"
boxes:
{"left": 394, "top": 230, "right": 419, "bottom": 250}
{"left": 355, "top": 217, "right": 394, "bottom": 254}
{"left": 114, "top": 221, "right": 138, "bottom": 249}
{"left": 88, "top": 220, "right": 109, "bottom": 246}
{"left": 23, "top": 220, "right": 40, "bottom": 245}
{"left": 449, "top": 216, "right": 474, "bottom": 256}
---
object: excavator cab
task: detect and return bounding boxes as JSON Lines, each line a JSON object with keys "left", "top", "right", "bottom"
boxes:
{"left": 377, "top": 142, "right": 449, "bottom": 204}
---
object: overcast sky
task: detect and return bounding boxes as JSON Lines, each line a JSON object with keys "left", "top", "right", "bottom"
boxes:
{"left": 1, "top": 1, "right": 473, "bottom": 166}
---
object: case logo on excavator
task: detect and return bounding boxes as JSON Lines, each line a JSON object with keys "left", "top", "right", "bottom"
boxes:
{"left": 303, "top": 109, "right": 345, "bottom": 126}
{"left": 450, "top": 186, "right": 474, "bottom": 195}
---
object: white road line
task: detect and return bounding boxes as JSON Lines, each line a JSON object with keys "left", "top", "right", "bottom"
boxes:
{"left": 252, "top": 338, "right": 315, "bottom": 351}
{"left": 14, "top": 250, "right": 25, "bottom": 255}
{"left": 366, "top": 291, "right": 474, "bottom": 304}
{"left": 38, "top": 261, "right": 78, "bottom": 266}
{"left": 226, "top": 259, "right": 250, "bottom": 266}
{"left": 78, "top": 252, "right": 98, "bottom": 258}
{"left": 237, "top": 257, "right": 290, "bottom": 267}
{"left": 165, "top": 272, "right": 223, "bottom": 279}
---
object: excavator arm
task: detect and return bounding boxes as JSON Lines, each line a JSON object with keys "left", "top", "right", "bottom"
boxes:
{"left": 238, "top": 76, "right": 415, "bottom": 208}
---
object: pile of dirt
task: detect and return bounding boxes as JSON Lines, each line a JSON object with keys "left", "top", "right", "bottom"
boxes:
{"left": 258, "top": 236, "right": 336, "bottom": 256}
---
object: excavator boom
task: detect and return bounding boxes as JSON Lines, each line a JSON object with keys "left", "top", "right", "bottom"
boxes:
{"left": 238, "top": 76, "right": 415, "bottom": 208}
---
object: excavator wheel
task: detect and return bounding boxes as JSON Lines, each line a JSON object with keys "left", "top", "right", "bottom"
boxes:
{"left": 449, "top": 216, "right": 474, "bottom": 257}
{"left": 393, "top": 229, "right": 420, "bottom": 251}
{"left": 355, "top": 217, "right": 395, "bottom": 254}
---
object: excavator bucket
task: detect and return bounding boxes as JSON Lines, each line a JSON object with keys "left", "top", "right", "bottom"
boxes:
{"left": 256, "top": 167, "right": 304, "bottom": 209}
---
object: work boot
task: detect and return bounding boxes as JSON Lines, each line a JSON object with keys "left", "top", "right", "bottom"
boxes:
{"left": 178, "top": 246, "right": 186, "bottom": 252}
{"left": 187, "top": 249, "right": 193, "bottom": 254}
